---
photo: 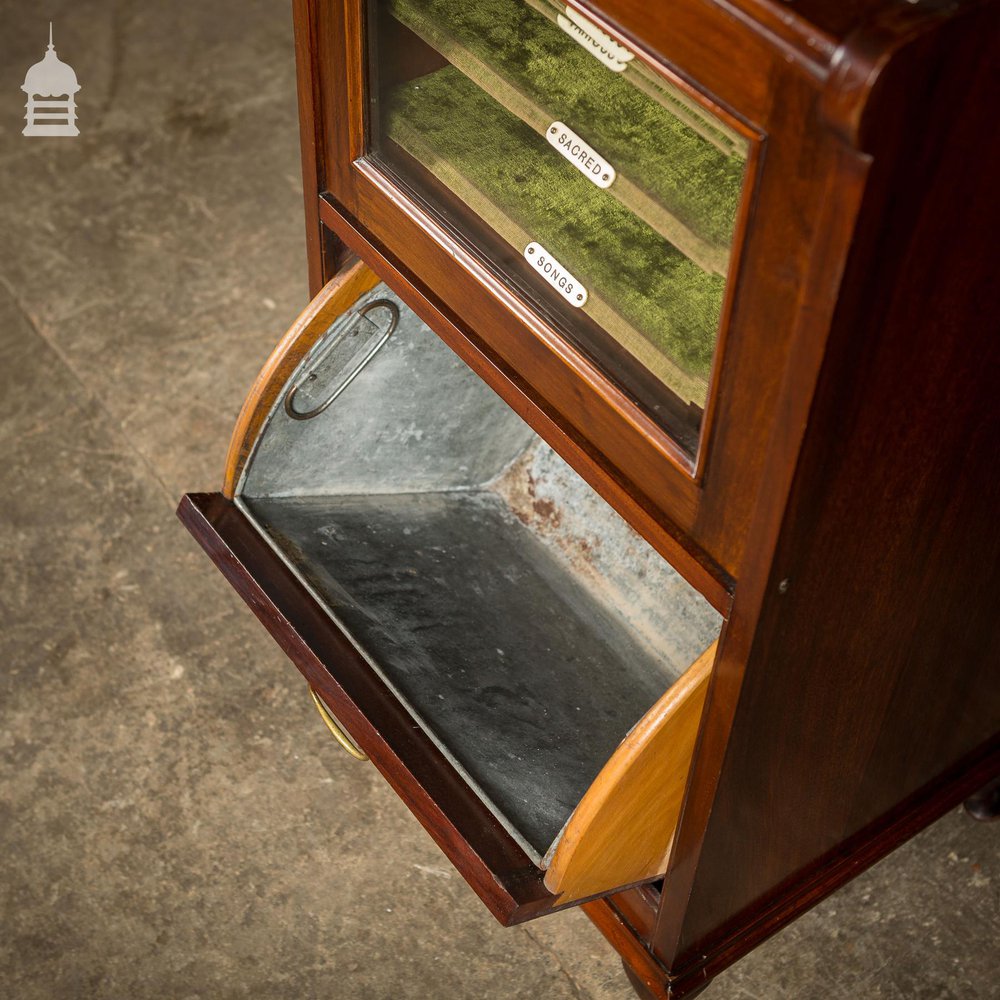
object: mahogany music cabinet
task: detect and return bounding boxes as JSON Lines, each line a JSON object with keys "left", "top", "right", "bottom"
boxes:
{"left": 178, "top": 0, "right": 1000, "bottom": 995}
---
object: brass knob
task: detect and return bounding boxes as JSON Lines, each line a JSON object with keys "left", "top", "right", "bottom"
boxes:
{"left": 309, "top": 688, "right": 368, "bottom": 761}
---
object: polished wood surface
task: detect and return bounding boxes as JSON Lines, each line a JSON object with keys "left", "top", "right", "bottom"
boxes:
{"left": 965, "top": 775, "right": 1000, "bottom": 823}
{"left": 654, "top": 4, "right": 1000, "bottom": 988}
{"left": 180, "top": 492, "right": 696, "bottom": 924}
{"left": 212, "top": 0, "right": 1000, "bottom": 994}
{"left": 582, "top": 897, "right": 676, "bottom": 1000}
{"left": 302, "top": 0, "right": 867, "bottom": 580}
{"left": 179, "top": 492, "right": 556, "bottom": 924}
{"left": 658, "top": 745, "right": 1000, "bottom": 998}
{"left": 221, "top": 260, "right": 379, "bottom": 497}
{"left": 607, "top": 885, "right": 660, "bottom": 944}
{"left": 545, "top": 642, "right": 717, "bottom": 903}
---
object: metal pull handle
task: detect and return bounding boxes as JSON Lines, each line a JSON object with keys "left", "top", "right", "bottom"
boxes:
{"left": 309, "top": 688, "right": 369, "bottom": 761}
{"left": 284, "top": 298, "right": 399, "bottom": 420}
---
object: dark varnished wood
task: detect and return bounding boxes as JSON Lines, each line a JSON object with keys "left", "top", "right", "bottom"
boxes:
{"left": 727, "top": 0, "right": 937, "bottom": 55}
{"left": 660, "top": 743, "right": 1000, "bottom": 996}
{"left": 649, "top": 142, "right": 874, "bottom": 989}
{"left": 178, "top": 492, "right": 553, "bottom": 924}
{"left": 622, "top": 960, "right": 664, "bottom": 1000}
{"left": 292, "top": 0, "right": 335, "bottom": 296}
{"left": 582, "top": 898, "right": 676, "bottom": 1000}
{"left": 178, "top": 492, "right": 680, "bottom": 924}
{"left": 608, "top": 885, "right": 660, "bottom": 944}
{"left": 620, "top": 962, "right": 710, "bottom": 1000}
{"left": 212, "top": 0, "right": 1000, "bottom": 995}
{"left": 654, "top": 3, "right": 1000, "bottom": 988}
{"left": 596, "top": 744, "right": 1000, "bottom": 1000}
{"left": 303, "top": 0, "right": 873, "bottom": 580}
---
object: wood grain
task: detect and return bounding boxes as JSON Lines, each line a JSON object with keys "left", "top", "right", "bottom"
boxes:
{"left": 291, "top": 0, "right": 327, "bottom": 294}
{"left": 263, "top": 1, "right": 1000, "bottom": 995}
{"left": 656, "top": 741, "right": 1000, "bottom": 997}
{"left": 178, "top": 493, "right": 555, "bottom": 924}
{"left": 583, "top": 897, "right": 677, "bottom": 1000}
{"left": 312, "top": 0, "right": 845, "bottom": 579}
{"left": 657, "top": 2, "right": 1000, "bottom": 980}
{"left": 544, "top": 642, "right": 717, "bottom": 903}
{"left": 221, "top": 259, "right": 380, "bottom": 497}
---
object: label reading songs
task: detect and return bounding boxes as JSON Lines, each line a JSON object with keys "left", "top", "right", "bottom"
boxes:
{"left": 524, "top": 242, "right": 588, "bottom": 307}
{"left": 546, "top": 122, "right": 616, "bottom": 188}
{"left": 557, "top": 7, "right": 635, "bottom": 72}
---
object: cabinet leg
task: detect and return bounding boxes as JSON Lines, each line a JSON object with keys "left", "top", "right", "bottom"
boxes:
{"left": 621, "top": 960, "right": 712, "bottom": 1000}
{"left": 622, "top": 961, "right": 660, "bottom": 1000}
{"left": 964, "top": 774, "right": 1000, "bottom": 821}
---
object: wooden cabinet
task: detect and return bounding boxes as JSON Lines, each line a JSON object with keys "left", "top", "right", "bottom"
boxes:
{"left": 179, "top": 0, "right": 1000, "bottom": 995}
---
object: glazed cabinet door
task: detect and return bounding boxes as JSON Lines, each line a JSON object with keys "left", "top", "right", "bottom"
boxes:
{"left": 368, "top": 0, "right": 750, "bottom": 459}
{"left": 300, "top": 0, "right": 870, "bottom": 584}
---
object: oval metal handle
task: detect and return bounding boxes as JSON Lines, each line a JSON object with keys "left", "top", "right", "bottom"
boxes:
{"left": 309, "top": 688, "right": 369, "bottom": 761}
{"left": 284, "top": 298, "right": 400, "bottom": 421}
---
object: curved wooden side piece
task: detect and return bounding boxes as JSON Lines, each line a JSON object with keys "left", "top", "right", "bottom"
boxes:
{"left": 543, "top": 640, "right": 718, "bottom": 903}
{"left": 222, "top": 259, "right": 381, "bottom": 497}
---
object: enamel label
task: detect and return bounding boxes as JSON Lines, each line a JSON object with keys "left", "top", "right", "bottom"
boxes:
{"left": 545, "top": 121, "right": 616, "bottom": 188}
{"left": 524, "top": 242, "right": 588, "bottom": 307}
{"left": 557, "top": 7, "right": 634, "bottom": 72}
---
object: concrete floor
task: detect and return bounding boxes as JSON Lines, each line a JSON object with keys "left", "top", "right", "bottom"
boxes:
{"left": 0, "top": 2, "right": 996, "bottom": 998}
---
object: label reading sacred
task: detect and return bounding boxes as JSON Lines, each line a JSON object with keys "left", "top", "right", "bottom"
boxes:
{"left": 557, "top": 7, "right": 635, "bottom": 72}
{"left": 546, "top": 121, "right": 616, "bottom": 188}
{"left": 524, "top": 242, "right": 588, "bottom": 307}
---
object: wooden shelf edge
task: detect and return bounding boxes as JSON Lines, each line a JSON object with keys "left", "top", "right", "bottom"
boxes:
{"left": 583, "top": 897, "right": 675, "bottom": 1000}
{"left": 383, "top": 113, "right": 713, "bottom": 409}
{"left": 176, "top": 491, "right": 558, "bottom": 925}
{"left": 582, "top": 745, "right": 1000, "bottom": 999}
{"left": 523, "top": 0, "right": 747, "bottom": 152}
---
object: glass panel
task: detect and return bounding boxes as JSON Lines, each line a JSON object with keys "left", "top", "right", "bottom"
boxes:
{"left": 367, "top": 0, "right": 750, "bottom": 458}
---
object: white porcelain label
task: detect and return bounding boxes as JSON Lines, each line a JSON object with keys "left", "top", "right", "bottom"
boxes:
{"left": 524, "top": 242, "right": 587, "bottom": 307}
{"left": 545, "top": 121, "right": 616, "bottom": 188}
{"left": 557, "top": 7, "right": 634, "bottom": 72}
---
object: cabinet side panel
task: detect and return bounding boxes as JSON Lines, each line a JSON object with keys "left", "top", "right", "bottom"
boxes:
{"left": 670, "top": 8, "right": 1000, "bottom": 966}
{"left": 293, "top": 0, "right": 357, "bottom": 291}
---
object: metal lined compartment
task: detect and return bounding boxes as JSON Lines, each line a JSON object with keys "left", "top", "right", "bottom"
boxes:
{"left": 237, "top": 285, "right": 721, "bottom": 860}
